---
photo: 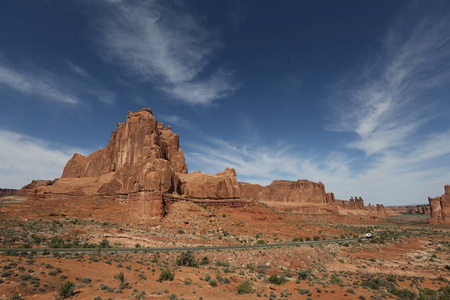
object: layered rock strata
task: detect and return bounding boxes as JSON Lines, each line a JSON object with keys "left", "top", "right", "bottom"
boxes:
{"left": 239, "top": 180, "right": 339, "bottom": 214}
{"left": 428, "top": 185, "right": 450, "bottom": 222}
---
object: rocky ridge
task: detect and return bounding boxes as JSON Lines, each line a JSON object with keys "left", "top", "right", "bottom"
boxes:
{"left": 20, "top": 108, "right": 389, "bottom": 220}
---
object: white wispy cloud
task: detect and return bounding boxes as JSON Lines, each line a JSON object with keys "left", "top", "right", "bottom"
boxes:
{"left": 186, "top": 2, "right": 450, "bottom": 205}
{"left": 0, "top": 129, "right": 87, "bottom": 189}
{"left": 186, "top": 133, "right": 450, "bottom": 205}
{"left": 94, "top": 0, "right": 238, "bottom": 105}
{"left": 66, "top": 60, "right": 90, "bottom": 78}
{"left": 0, "top": 64, "right": 81, "bottom": 104}
{"left": 330, "top": 2, "right": 450, "bottom": 156}
{"left": 158, "top": 114, "right": 190, "bottom": 129}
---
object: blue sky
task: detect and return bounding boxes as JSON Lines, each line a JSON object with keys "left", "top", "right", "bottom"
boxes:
{"left": 1, "top": 0, "right": 449, "bottom": 205}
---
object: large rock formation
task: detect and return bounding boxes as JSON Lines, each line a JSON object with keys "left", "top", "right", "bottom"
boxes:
{"left": 179, "top": 168, "right": 240, "bottom": 199}
{"left": 428, "top": 185, "right": 450, "bottom": 222}
{"left": 239, "top": 180, "right": 339, "bottom": 214}
{"left": 31, "top": 109, "right": 240, "bottom": 219}
{"left": 336, "top": 197, "right": 365, "bottom": 210}
{"left": 61, "top": 108, "right": 187, "bottom": 195}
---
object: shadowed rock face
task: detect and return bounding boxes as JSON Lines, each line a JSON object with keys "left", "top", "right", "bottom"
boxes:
{"left": 428, "top": 185, "right": 450, "bottom": 222}
{"left": 61, "top": 109, "right": 187, "bottom": 195}
{"left": 0, "top": 189, "right": 17, "bottom": 197}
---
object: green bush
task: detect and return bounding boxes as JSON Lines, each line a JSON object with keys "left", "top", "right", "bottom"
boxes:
{"left": 237, "top": 280, "right": 253, "bottom": 295}
{"left": 330, "top": 274, "right": 344, "bottom": 285}
{"left": 209, "top": 279, "right": 217, "bottom": 287}
{"left": 158, "top": 269, "right": 174, "bottom": 282}
{"left": 114, "top": 271, "right": 126, "bottom": 289}
{"left": 59, "top": 281, "right": 76, "bottom": 299}
{"left": 200, "top": 256, "right": 210, "bottom": 265}
{"left": 390, "top": 288, "right": 417, "bottom": 299}
{"left": 80, "top": 277, "right": 91, "bottom": 283}
{"left": 298, "top": 269, "right": 312, "bottom": 281}
{"left": 268, "top": 275, "right": 288, "bottom": 285}
{"left": 176, "top": 250, "right": 198, "bottom": 267}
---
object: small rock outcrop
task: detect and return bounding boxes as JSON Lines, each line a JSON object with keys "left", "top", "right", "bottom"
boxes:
{"left": 428, "top": 185, "right": 450, "bottom": 222}
{"left": 336, "top": 197, "right": 365, "bottom": 210}
{"left": 0, "top": 188, "right": 17, "bottom": 198}
{"left": 239, "top": 180, "right": 339, "bottom": 214}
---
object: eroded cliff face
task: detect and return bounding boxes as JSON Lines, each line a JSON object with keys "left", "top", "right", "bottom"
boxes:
{"left": 60, "top": 109, "right": 187, "bottom": 195}
{"left": 179, "top": 168, "right": 240, "bottom": 200}
{"left": 239, "top": 180, "right": 339, "bottom": 214}
{"left": 428, "top": 185, "right": 450, "bottom": 222}
{"left": 30, "top": 109, "right": 241, "bottom": 219}
{"left": 336, "top": 197, "right": 365, "bottom": 210}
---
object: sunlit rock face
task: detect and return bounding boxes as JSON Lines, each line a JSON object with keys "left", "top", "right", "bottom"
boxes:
{"left": 428, "top": 185, "right": 450, "bottom": 222}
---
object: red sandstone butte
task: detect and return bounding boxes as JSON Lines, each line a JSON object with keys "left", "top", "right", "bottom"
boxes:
{"left": 239, "top": 180, "right": 339, "bottom": 214}
{"left": 29, "top": 109, "right": 241, "bottom": 219}
{"left": 179, "top": 168, "right": 240, "bottom": 199}
{"left": 428, "top": 185, "right": 450, "bottom": 222}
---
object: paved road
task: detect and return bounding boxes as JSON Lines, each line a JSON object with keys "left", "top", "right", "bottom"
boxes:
{"left": 0, "top": 236, "right": 366, "bottom": 254}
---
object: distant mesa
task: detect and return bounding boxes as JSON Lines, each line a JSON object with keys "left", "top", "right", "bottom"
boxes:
{"left": 3, "top": 108, "right": 418, "bottom": 221}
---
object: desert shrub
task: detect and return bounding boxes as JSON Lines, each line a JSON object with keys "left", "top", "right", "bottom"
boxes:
{"left": 216, "top": 261, "right": 230, "bottom": 267}
{"left": 346, "top": 288, "right": 356, "bottom": 294}
{"left": 390, "top": 288, "right": 417, "bottom": 299}
{"left": 237, "top": 280, "right": 253, "bottom": 295}
{"left": 176, "top": 250, "right": 198, "bottom": 267}
{"left": 209, "top": 279, "right": 217, "bottom": 287}
{"left": 298, "top": 269, "right": 312, "bottom": 281}
{"left": 19, "top": 274, "right": 32, "bottom": 281}
{"left": 362, "top": 276, "right": 385, "bottom": 290}
{"left": 158, "top": 269, "right": 174, "bottom": 282}
{"left": 138, "top": 273, "right": 146, "bottom": 280}
{"left": 80, "top": 277, "right": 91, "bottom": 283}
{"left": 418, "top": 288, "right": 437, "bottom": 299}
{"left": 59, "top": 281, "right": 76, "bottom": 299}
{"left": 268, "top": 275, "right": 288, "bottom": 285}
{"left": 330, "top": 274, "right": 343, "bottom": 285}
{"left": 257, "top": 240, "right": 266, "bottom": 245}
{"left": 200, "top": 256, "right": 210, "bottom": 265}
{"left": 298, "top": 288, "right": 310, "bottom": 295}
{"left": 184, "top": 278, "right": 192, "bottom": 285}
{"left": 386, "top": 274, "right": 397, "bottom": 283}
{"left": 114, "top": 272, "right": 126, "bottom": 288}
